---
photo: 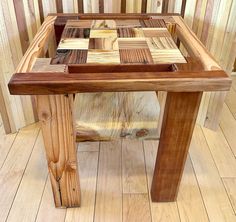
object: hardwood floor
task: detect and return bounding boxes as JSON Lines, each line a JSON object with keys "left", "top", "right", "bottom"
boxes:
{"left": 0, "top": 77, "right": 236, "bottom": 222}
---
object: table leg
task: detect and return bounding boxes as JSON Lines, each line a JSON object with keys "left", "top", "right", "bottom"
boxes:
{"left": 151, "top": 92, "right": 202, "bottom": 202}
{"left": 37, "top": 94, "right": 81, "bottom": 208}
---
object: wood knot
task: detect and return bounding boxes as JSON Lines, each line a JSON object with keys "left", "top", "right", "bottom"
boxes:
{"left": 157, "top": 1, "right": 161, "bottom": 7}
{"left": 136, "top": 129, "right": 149, "bottom": 138}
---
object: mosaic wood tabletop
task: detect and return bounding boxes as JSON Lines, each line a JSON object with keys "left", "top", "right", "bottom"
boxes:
{"left": 51, "top": 19, "right": 186, "bottom": 65}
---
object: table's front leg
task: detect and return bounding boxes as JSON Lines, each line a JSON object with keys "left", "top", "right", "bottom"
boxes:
{"left": 37, "top": 94, "right": 81, "bottom": 208}
{"left": 151, "top": 92, "right": 202, "bottom": 202}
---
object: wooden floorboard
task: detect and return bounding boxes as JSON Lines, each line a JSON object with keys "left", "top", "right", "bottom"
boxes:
{"left": 1, "top": 79, "right": 236, "bottom": 222}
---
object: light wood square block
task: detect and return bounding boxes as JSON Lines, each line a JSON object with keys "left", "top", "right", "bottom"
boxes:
{"left": 87, "top": 50, "right": 120, "bottom": 64}
{"left": 91, "top": 20, "right": 116, "bottom": 29}
{"left": 89, "top": 29, "right": 118, "bottom": 38}
{"left": 58, "top": 38, "right": 89, "bottom": 50}
{"left": 151, "top": 49, "right": 186, "bottom": 64}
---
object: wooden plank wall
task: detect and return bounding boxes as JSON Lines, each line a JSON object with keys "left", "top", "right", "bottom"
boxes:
{"left": 0, "top": 0, "right": 236, "bottom": 133}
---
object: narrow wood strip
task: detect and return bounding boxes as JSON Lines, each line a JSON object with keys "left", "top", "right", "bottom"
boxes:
{"left": 38, "top": 0, "right": 44, "bottom": 24}
{"left": 99, "top": 0, "right": 104, "bottom": 13}
{"left": 78, "top": 0, "right": 84, "bottom": 13}
{"left": 94, "top": 141, "right": 122, "bottom": 222}
{"left": 122, "top": 140, "right": 147, "bottom": 193}
{"left": 52, "top": 13, "right": 178, "bottom": 19}
{"left": 0, "top": 124, "right": 40, "bottom": 221}
{"left": 181, "top": 0, "right": 187, "bottom": 18}
{"left": 69, "top": 64, "right": 172, "bottom": 73}
{"left": 6, "top": 133, "right": 48, "bottom": 222}
{"left": 13, "top": 0, "right": 30, "bottom": 54}
{"left": 0, "top": 86, "right": 11, "bottom": 133}
{"left": 9, "top": 70, "right": 231, "bottom": 95}
{"left": 162, "top": 0, "right": 169, "bottom": 13}
{"left": 141, "top": 0, "right": 148, "bottom": 13}
{"left": 121, "top": 0, "right": 127, "bottom": 13}
{"left": 55, "top": 0, "right": 63, "bottom": 13}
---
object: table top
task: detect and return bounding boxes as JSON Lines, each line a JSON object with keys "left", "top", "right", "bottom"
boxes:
{"left": 51, "top": 18, "right": 186, "bottom": 66}
{"left": 8, "top": 14, "right": 231, "bottom": 95}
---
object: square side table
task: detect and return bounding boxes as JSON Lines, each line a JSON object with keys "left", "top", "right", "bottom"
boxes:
{"left": 8, "top": 13, "right": 231, "bottom": 208}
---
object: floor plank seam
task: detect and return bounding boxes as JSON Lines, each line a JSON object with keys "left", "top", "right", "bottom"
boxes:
{"left": 92, "top": 142, "right": 101, "bottom": 222}
{"left": 221, "top": 177, "right": 236, "bottom": 215}
{"left": 201, "top": 125, "right": 236, "bottom": 178}
{"left": 34, "top": 173, "right": 49, "bottom": 222}
{"left": 142, "top": 141, "right": 153, "bottom": 222}
{"left": 189, "top": 153, "right": 211, "bottom": 222}
{"left": 5, "top": 128, "right": 41, "bottom": 222}
{"left": 219, "top": 121, "right": 236, "bottom": 159}
{"left": 0, "top": 131, "right": 18, "bottom": 170}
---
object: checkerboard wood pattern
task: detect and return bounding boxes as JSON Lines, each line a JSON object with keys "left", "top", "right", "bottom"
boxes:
{"left": 52, "top": 19, "right": 186, "bottom": 65}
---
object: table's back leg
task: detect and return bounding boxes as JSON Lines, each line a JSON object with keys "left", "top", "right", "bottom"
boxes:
{"left": 36, "top": 94, "right": 81, "bottom": 208}
{"left": 151, "top": 92, "right": 202, "bottom": 202}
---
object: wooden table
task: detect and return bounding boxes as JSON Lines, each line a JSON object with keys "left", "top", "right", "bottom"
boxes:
{"left": 8, "top": 14, "right": 231, "bottom": 208}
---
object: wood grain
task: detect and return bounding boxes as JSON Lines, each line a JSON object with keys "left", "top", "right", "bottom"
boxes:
{"left": 13, "top": 0, "right": 29, "bottom": 54}
{"left": 37, "top": 95, "right": 81, "bottom": 207}
{"left": 0, "top": 124, "right": 39, "bottom": 221}
{"left": 123, "top": 194, "right": 151, "bottom": 222}
{"left": 151, "top": 92, "right": 202, "bottom": 201}
{"left": 6, "top": 132, "right": 48, "bottom": 222}
{"left": 9, "top": 70, "right": 231, "bottom": 95}
{"left": 122, "top": 139, "right": 147, "bottom": 193}
{"left": 75, "top": 91, "right": 159, "bottom": 141}
{"left": 65, "top": 151, "right": 99, "bottom": 221}
{"left": 143, "top": 140, "right": 181, "bottom": 221}
{"left": 94, "top": 141, "right": 122, "bottom": 222}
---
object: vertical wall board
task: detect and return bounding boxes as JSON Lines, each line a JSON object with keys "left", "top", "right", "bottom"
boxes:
{"left": 104, "top": 0, "right": 121, "bottom": 13}
{"left": 126, "top": 0, "right": 142, "bottom": 12}
{"left": 83, "top": 0, "right": 99, "bottom": 13}
{"left": 146, "top": 0, "right": 163, "bottom": 13}
{"left": 0, "top": 0, "right": 236, "bottom": 133}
